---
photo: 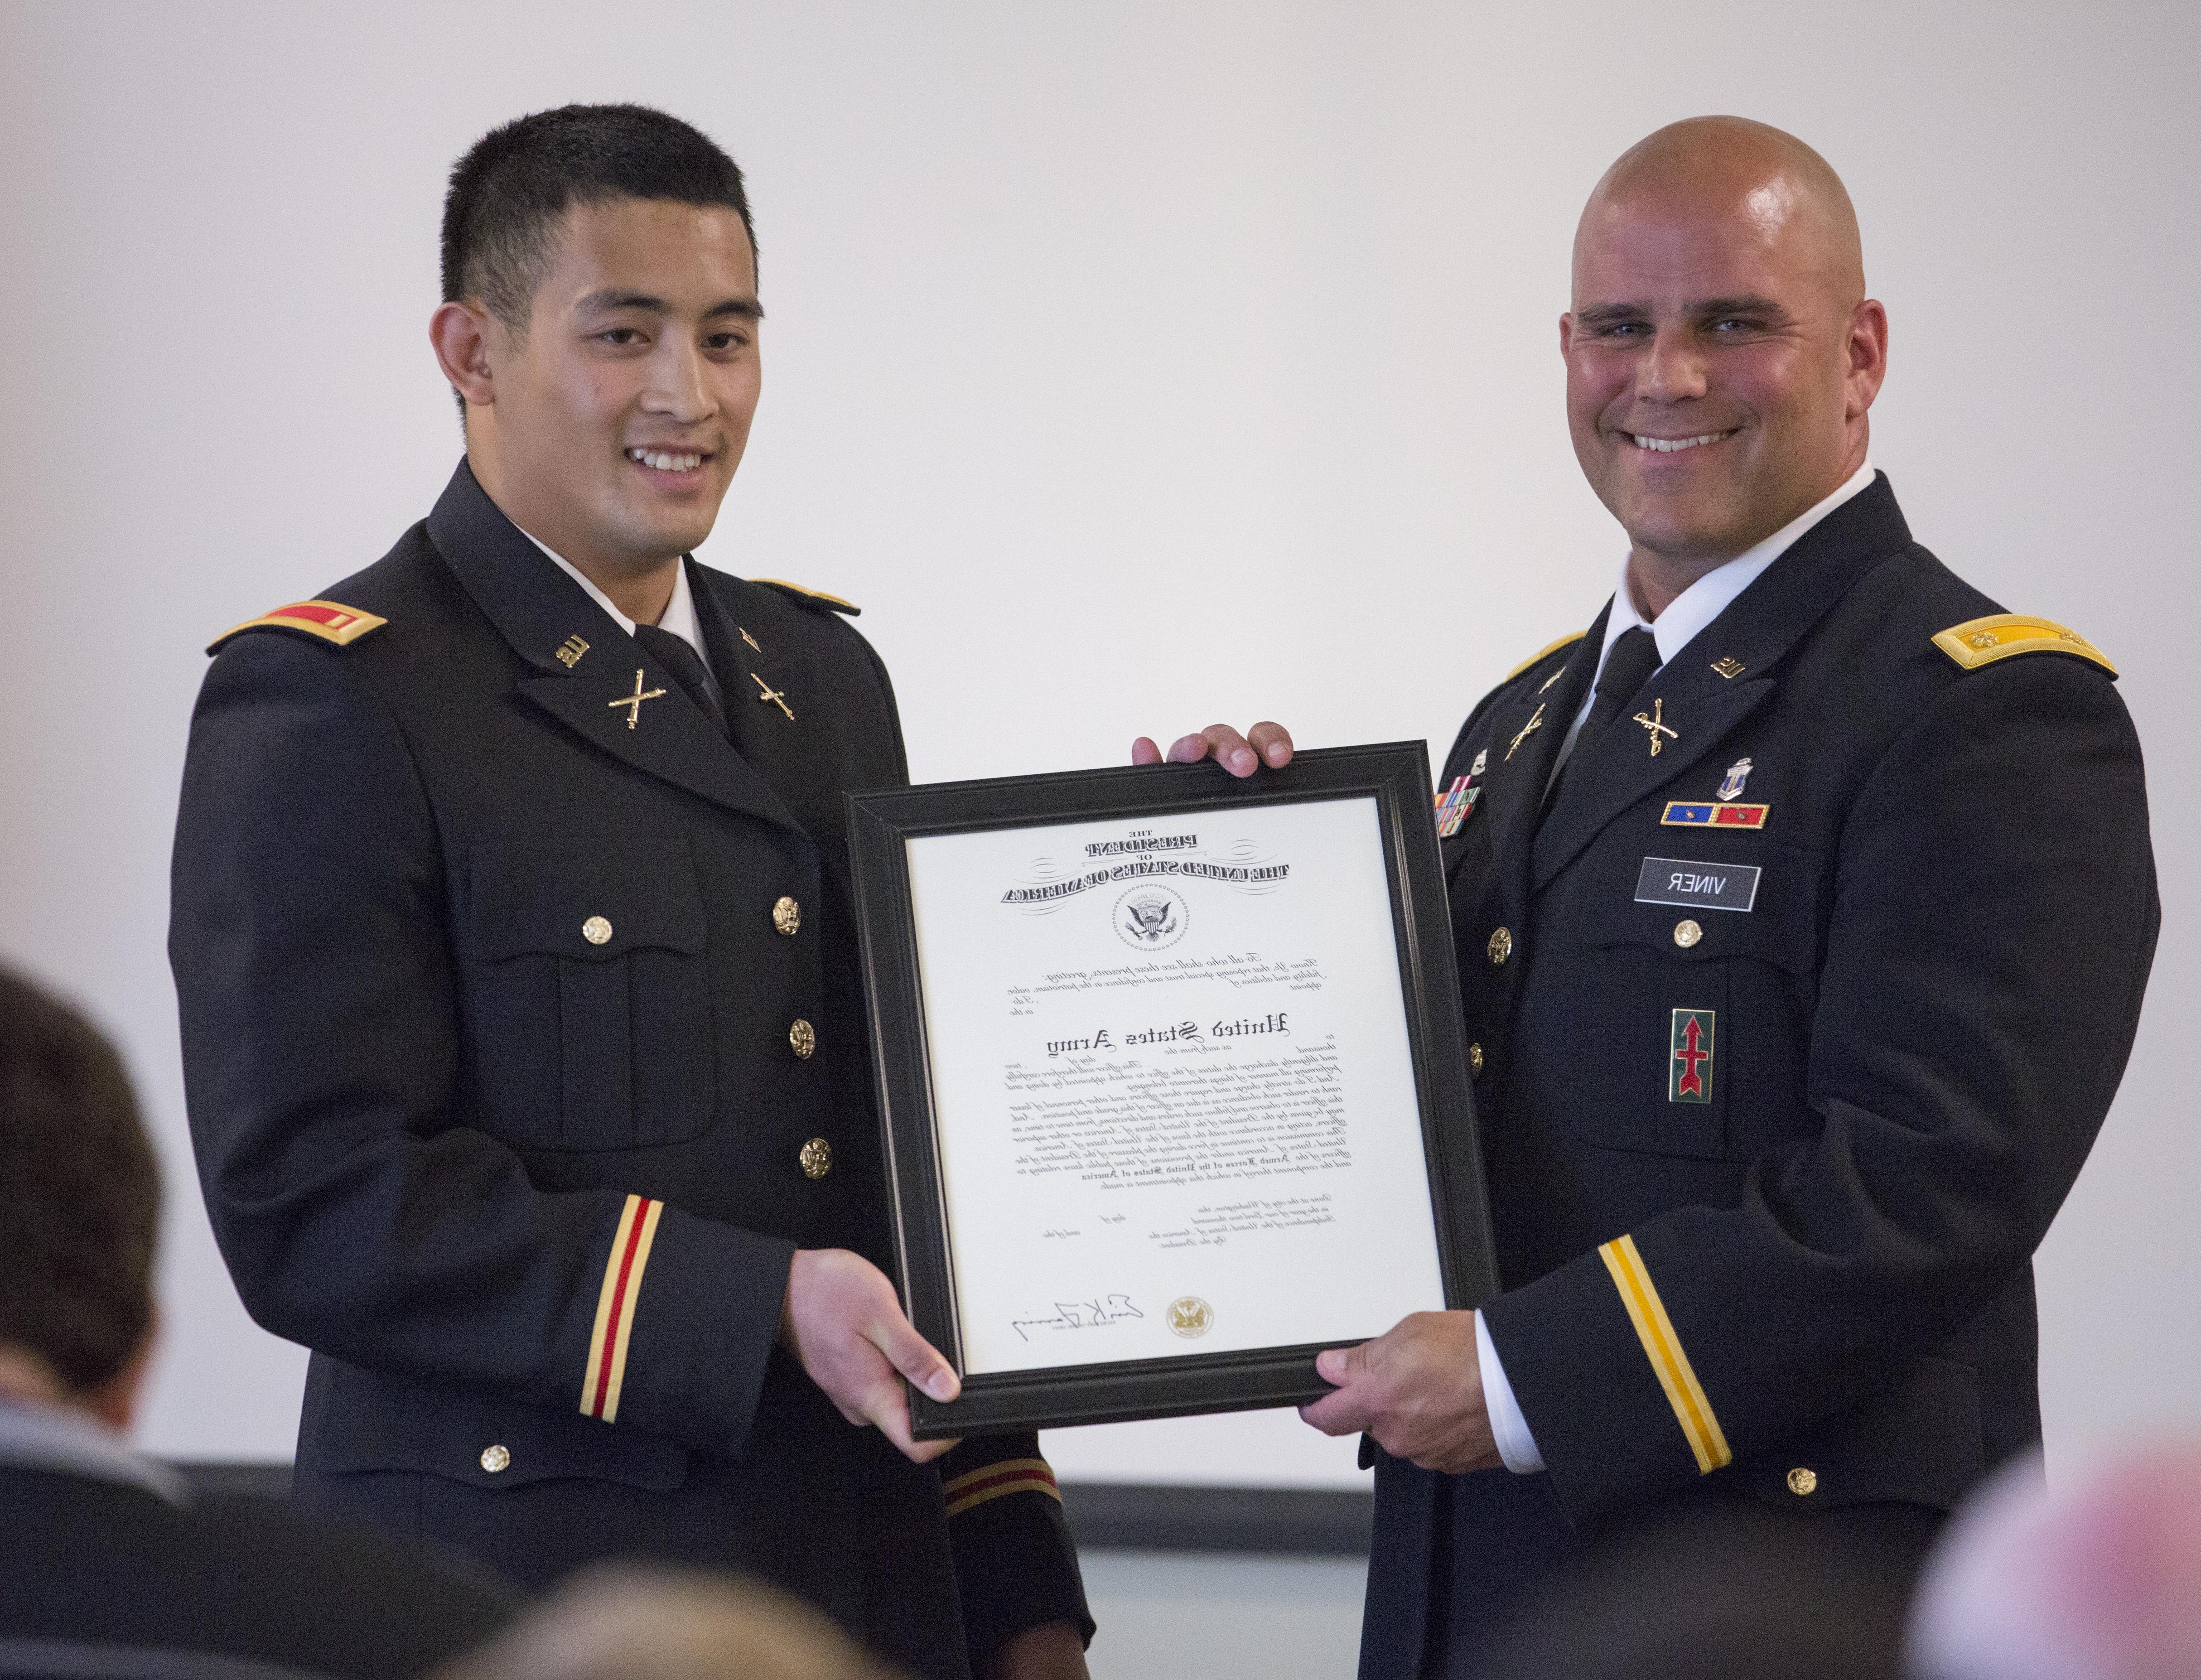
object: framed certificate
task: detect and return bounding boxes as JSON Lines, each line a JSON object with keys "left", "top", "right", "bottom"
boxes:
{"left": 847, "top": 743, "right": 1496, "bottom": 1437}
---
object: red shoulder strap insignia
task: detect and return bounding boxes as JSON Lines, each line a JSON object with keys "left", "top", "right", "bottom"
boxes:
{"left": 208, "top": 599, "right": 387, "bottom": 656}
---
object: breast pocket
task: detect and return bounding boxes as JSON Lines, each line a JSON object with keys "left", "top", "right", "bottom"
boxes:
{"left": 463, "top": 833, "right": 715, "bottom": 1152}
{"left": 1567, "top": 839, "right": 1825, "bottom": 1161}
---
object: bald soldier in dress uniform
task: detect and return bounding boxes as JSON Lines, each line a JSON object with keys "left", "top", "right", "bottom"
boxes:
{"left": 1171, "top": 119, "right": 2158, "bottom": 1678}
{"left": 170, "top": 106, "right": 1092, "bottom": 1680}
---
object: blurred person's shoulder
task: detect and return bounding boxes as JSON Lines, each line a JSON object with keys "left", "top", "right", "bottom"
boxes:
{"left": 0, "top": 1458, "right": 516, "bottom": 1678}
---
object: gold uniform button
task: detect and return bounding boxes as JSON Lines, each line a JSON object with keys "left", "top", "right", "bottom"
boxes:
{"left": 581, "top": 916, "right": 613, "bottom": 946}
{"left": 799, "top": 1137, "right": 833, "bottom": 1179}
{"left": 789, "top": 1018, "right": 816, "bottom": 1059}
{"left": 1487, "top": 927, "right": 1513, "bottom": 966}
{"left": 1468, "top": 1043, "right": 1484, "bottom": 1076}
{"left": 1673, "top": 918, "right": 1703, "bottom": 948}
{"left": 1787, "top": 1467, "right": 1818, "bottom": 1497}
{"left": 772, "top": 896, "right": 801, "bottom": 937}
{"left": 480, "top": 1444, "right": 511, "bottom": 1474}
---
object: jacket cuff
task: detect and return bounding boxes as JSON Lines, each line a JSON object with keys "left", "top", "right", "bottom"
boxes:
{"left": 1480, "top": 1235, "right": 1722, "bottom": 1527}
{"left": 941, "top": 1440, "right": 1093, "bottom": 1671}
{"left": 582, "top": 1196, "right": 795, "bottom": 1457}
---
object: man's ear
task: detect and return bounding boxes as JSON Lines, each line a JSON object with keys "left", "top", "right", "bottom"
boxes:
{"left": 1845, "top": 297, "right": 1889, "bottom": 418}
{"left": 430, "top": 300, "right": 499, "bottom": 410}
{"left": 81, "top": 1309, "right": 158, "bottom": 1435}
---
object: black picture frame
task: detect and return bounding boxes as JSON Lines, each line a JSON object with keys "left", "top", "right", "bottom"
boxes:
{"left": 846, "top": 742, "right": 1497, "bottom": 1438}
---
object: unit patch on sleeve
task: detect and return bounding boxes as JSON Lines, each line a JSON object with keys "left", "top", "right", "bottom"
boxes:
{"left": 1670, "top": 1008, "right": 1714, "bottom": 1103}
{"left": 1932, "top": 614, "right": 2116, "bottom": 676}
{"left": 207, "top": 599, "right": 387, "bottom": 656}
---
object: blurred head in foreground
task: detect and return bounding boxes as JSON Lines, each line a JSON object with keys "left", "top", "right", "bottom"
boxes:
{"left": 436, "top": 1566, "right": 905, "bottom": 1680}
{"left": 0, "top": 967, "right": 161, "bottom": 1429}
{"left": 1908, "top": 1444, "right": 2201, "bottom": 1680}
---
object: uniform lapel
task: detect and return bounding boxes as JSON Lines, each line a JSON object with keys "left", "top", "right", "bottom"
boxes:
{"left": 1529, "top": 473, "right": 1914, "bottom": 891}
{"left": 1529, "top": 672, "right": 1774, "bottom": 888}
{"left": 691, "top": 568, "right": 845, "bottom": 846}
{"left": 514, "top": 670, "right": 800, "bottom": 834}
{"left": 425, "top": 460, "right": 802, "bottom": 836}
{"left": 1479, "top": 604, "right": 1608, "bottom": 900}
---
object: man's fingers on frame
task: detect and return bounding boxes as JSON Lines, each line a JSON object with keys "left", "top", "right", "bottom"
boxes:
{"left": 1165, "top": 734, "right": 1211, "bottom": 764}
{"left": 1314, "top": 1343, "right": 1367, "bottom": 1385}
{"left": 869, "top": 1388, "right": 917, "bottom": 1448}
{"left": 1297, "top": 1393, "right": 1365, "bottom": 1437}
{"left": 1131, "top": 736, "right": 1163, "bottom": 766}
{"left": 872, "top": 1389, "right": 956, "bottom": 1464}
{"left": 875, "top": 1317, "right": 960, "bottom": 1402}
{"left": 1246, "top": 722, "right": 1293, "bottom": 766}
{"left": 1202, "top": 725, "right": 1258, "bottom": 777}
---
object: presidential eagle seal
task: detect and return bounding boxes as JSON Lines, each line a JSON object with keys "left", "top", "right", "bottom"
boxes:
{"left": 1114, "top": 883, "right": 1188, "bottom": 950}
{"left": 1165, "top": 1296, "right": 1213, "bottom": 1338}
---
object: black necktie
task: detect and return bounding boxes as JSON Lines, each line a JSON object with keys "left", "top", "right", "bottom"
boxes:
{"left": 633, "top": 622, "right": 729, "bottom": 740}
{"left": 1549, "top": 625, "right": 1660, "bottom": 804}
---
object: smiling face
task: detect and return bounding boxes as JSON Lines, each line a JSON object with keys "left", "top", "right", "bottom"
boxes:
{"left": 441, "top": 196, "right": 762, "bottom": 591}
{"left": 1560, "top": 121, "right": 1886, "bottom": 582}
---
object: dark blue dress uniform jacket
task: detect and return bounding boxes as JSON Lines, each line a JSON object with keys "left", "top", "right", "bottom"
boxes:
{"left": 1359, "top": 475, "right": 2157, "bottom": 1677}
{"left": 170, "top": 461, "right": 1089, "bottom": 1680}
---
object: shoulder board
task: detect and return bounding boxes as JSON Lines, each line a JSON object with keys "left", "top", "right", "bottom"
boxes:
{"left": 1932, "top": 613, "right": 2115, "bottom": 677}
{"left": 207, "top": 599, "right": 386, "bottom": 657}
{"left": 1505, "top": 631, "right": 1586, "bottom": 684}
{"left": 753, "top": 578, "right": 859, "bottom": 617}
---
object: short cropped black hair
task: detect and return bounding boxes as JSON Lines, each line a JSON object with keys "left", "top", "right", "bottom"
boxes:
{"left": 441, "top": 103, "right": 756, "bottom": 331}
{"left": 0, "top": 969, "right": 160, "bottom": 1393}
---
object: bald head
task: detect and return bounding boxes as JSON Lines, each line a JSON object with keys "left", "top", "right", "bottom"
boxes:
{"left": 1580, "top": 117, "right": 1865, "bottom": 309}
{"left": 1559, "top": 116, "right": 1887, "bottom": 601}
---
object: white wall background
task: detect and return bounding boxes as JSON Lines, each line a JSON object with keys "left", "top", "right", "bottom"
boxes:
{"left": 2, "top": 1, "right": 2196, "bottom": 1496}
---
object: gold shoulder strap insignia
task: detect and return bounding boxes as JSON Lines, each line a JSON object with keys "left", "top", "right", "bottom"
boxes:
{"left": 1932, "top": 613, "right": 2115, "bottom": 677}
{"left": 1505, "top": 631, "right": 1586, "bottom": 684}
{"left": 208, "top": 599, "right": 387, "bottom": 656}
{"left": 753, "top": 578, "right": 860, "bottom": 617}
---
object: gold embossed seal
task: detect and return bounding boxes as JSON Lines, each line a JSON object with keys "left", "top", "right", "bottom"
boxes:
{"left": 1166, "top": 1296, "right": 1214, "bottom": 1339}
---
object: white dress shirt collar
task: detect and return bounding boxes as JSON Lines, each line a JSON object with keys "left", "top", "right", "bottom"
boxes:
{"left": 1554, "top": 460, "right": 1876, "bottom": 772}
{"left": 1598, "top": 459, "right": 1876, "bottom": 675}
{"left": 519, "top": 530, "right": 710, "bottom": 671}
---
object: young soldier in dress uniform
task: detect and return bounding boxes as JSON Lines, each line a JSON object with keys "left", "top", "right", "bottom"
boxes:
{"left": 1160, "top": 117, "right": 2158, "bottom": 1678}
{"left": 170, "top": 106, "right": 1095, "bottom": 1680}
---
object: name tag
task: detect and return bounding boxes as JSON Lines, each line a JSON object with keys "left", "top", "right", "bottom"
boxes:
{"left": 1634, "top": 856, "right": 1760, "bottom": 912}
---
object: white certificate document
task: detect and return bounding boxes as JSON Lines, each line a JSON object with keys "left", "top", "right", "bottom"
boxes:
{"left": 903, "top": 794, "right": 1448, "bottom": 1376}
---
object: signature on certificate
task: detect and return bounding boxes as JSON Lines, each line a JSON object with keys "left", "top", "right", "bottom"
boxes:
{"left": 1010, "top": 1294, "right": 1144, "bottom": 1343}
